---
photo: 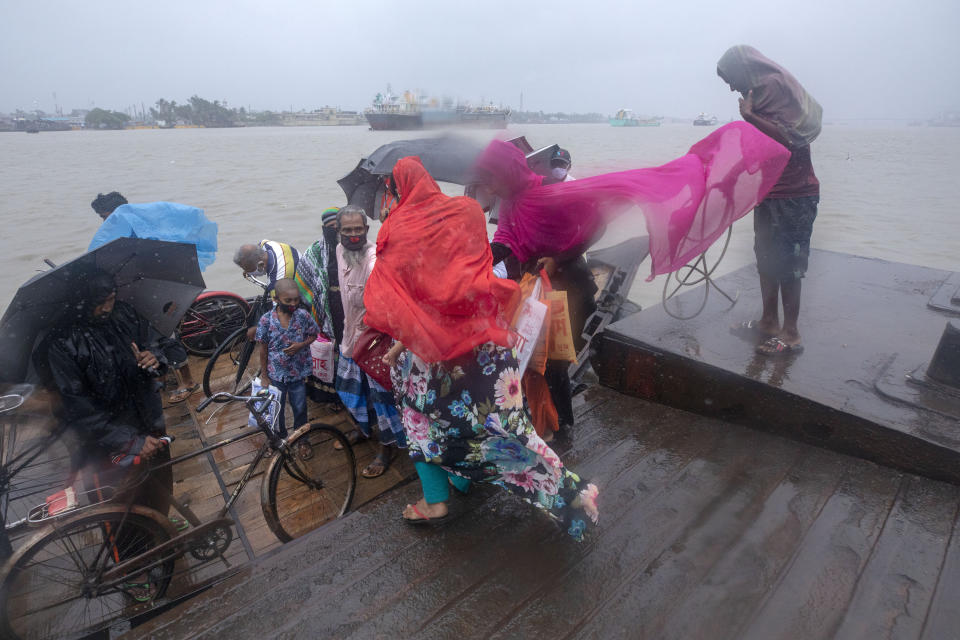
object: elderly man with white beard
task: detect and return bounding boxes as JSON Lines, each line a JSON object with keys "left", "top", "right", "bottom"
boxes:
{"left": 334, "top": 205, "right": 407, "bottom": 478}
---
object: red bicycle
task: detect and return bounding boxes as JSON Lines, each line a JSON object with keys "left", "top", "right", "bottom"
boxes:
{"left": 175, "top": 291, "right": 250, "bottom": 356}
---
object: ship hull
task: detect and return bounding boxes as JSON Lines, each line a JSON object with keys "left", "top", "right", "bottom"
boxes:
{"left": 365, "top": 110, "right": 508, "bottom": 131}
{"left": 365, "top": 112, "right": 423, "bottom": 131}
{"left": 610, "top": 118, "right": 660, "bottom": 127}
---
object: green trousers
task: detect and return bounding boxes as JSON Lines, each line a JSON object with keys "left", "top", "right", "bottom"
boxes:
{"left": 415, "top": 461, "right": 471, "bottom": 504}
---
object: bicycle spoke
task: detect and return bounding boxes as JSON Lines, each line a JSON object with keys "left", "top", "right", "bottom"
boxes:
{"left": 2, "top": 511, "right": 174, "bottom": 639}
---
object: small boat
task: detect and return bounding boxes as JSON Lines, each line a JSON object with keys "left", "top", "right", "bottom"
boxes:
{"left": 610, "top": 109, "right": 660, "bottom": 127}
{"left": 693, "top": 113, "right": 719, "bottom": 126}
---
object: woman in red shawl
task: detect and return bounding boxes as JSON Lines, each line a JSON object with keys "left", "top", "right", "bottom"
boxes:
{"left": 365, "top": 157, "right": 599, "bottom": 540}
{"left": 718, "top": 45, "right": 822, "bottom": 356}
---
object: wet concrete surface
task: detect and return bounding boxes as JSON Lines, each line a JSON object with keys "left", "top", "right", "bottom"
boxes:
{"left": 599, "top": 249, "right": 960, "bottom": 484}
{"left": 124, "top": 385, "right": 960, "bottom": 640}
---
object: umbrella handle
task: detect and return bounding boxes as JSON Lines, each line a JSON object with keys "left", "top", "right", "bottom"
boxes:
{"left": 42, "top": 258, "right": 57, "bottom": 269}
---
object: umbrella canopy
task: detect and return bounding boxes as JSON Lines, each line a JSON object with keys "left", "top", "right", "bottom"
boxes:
{"left": 0, "top": 237, "right": 205, "bottom": 383}
{"left": 337, "top": 135, "right": 488, "bottom": 215}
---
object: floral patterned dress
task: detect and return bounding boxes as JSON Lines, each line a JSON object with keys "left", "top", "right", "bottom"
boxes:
{"left": 393, "top": 341, "right": 598, "bottom": 541}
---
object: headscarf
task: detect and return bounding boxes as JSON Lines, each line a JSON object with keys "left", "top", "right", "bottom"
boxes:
{"left": 475, "top": 121, "right": 791, "bottom": 279}
{"left": 320, "top": 206, "right": 340, "bottom": 226}
{"left": 717, "top": 45, "right": 823, "bottom": 149}
{"left": 294, "top": 237, "right": 334, "bottom": 338}
{"left": 364, "top": 157, "right": 520, "bottom": 363}
{"left": 293, "top": 206, "right": 342, "bottom": 337}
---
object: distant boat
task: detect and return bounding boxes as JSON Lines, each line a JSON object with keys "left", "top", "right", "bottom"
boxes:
{"left": 364, "top": 86, "right": 509, "bottom": 131}
{"left": 693, "top": 113, "right": 719, "bottom": 126}
{"left": 928, "top": 110, "right": 960, "bottom": 127}
{"left": 609, "top": 109, "right": 660, "bottom": 127}
{"left": 24, "top": 127, "right": 39, "bottom": 134}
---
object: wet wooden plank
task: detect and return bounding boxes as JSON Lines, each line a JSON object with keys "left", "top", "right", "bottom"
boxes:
{"left": 736, "top": 462, "right": 903, "bottom": 640}
{"left": 651, "top": 446, "right": 846, "bottom": 640}
{"left": 919, "top": 498, "right": 960, "bottom": 640}
{"left": 484, "top": 427, "right": 801, "bottom": 639}
{"left": 573, "top": 443, "right": 819, "bottom": 640}
{"left": 833, "top": 475, "right": 960, "bottom": 640}
{"left": 417, "top": 418, "right": 735, "bottom": 638}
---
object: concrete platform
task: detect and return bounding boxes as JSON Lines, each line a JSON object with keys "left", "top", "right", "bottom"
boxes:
{"left": 597, "top": 249, "right": 960, "bottom": 484}
{"left": 124, "top": 386, "right": 960, "bottom": 640}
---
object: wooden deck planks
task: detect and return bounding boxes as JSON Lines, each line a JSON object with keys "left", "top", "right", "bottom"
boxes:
{"left": 834, "top": 475, "right": 960, "bottom": 640}
{"left": 124, "top": 386, "right": 960, "bottom": 640}
{"left": 737, "top": 462, "right": 904, "bottom": 640}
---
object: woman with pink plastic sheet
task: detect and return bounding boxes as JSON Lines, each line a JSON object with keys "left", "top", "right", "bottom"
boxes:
{"left": 474, "top": 121, "right": 790, "bottom": 285}
{"left": 475, "top": 120, "right": 791, "bottom": 434}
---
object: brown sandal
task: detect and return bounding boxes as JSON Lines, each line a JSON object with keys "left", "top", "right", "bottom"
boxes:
{"left": 334, "top": 429, "right": 364, "bottom": 451}
{"left": 361, "top": 451, "right": 392, "bottom": 479}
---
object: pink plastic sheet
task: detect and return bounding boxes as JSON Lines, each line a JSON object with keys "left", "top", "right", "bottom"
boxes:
{"left": 474, "top": 122, "right": 791, "bottom": 280}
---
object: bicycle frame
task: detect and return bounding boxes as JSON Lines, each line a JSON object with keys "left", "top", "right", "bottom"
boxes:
{"left": 3, "top": 395, "right": 288, "bottom": 590}
{"left": 71, "top": 391, "right": 315, "bottom": 588}
{"left": 241, "top": 274, "right": 273, "bottom": 327}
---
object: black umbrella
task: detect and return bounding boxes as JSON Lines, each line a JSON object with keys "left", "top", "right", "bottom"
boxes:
{"left": 337, "top": 135, "right": 488, "bottom": 215}
{"left": 0, "top": 237, "right": 205, "bottom": 383}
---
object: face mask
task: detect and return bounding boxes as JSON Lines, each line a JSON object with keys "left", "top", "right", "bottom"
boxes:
{"left": 247, "top": 262, "right": 266, "bottom": 277}
{"left": 341, "top": 231, "right": 368, "bottom": 251}
{"left": 323, "top": 226, "right": 339, "bottom": 244}
{"left": 551, "top": 167, "right": 568, "bottom": 181}
{"left": 277, "top": 303, "right": 298, "bottom": 314}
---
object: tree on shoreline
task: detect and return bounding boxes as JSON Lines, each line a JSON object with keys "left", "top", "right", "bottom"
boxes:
{"left": 148, "top": 95, "right": 237, "bottom": 127}
{"left": 85, "top": 108, "right": 131, "bottom": 130}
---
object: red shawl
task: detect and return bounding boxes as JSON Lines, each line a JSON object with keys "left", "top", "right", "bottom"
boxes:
{"left": 364, "top": 157, "right": 520, "bottom": 363}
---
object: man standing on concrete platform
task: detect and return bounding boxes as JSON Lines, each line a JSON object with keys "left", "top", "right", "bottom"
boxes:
{"left": 718, "top": 45, "right": 822, "bottom": 356}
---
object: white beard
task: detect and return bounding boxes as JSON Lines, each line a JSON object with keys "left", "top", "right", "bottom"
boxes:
{"left": 342, "top": 243, "right": 369, "bottom": 269}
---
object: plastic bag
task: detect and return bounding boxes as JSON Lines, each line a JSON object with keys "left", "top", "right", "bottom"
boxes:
{"left": 249, "top": 377, "right": 281, "bottom": 429}
{"left": 310, "top": 335, "right": 335, "bottom": 383}
{"left": 512, "top": 274, "right": 548, "bottom": 374}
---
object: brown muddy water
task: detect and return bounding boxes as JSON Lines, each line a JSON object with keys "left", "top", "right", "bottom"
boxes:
{"left": 0, "top": 122, "right": 957, "bottom": 315}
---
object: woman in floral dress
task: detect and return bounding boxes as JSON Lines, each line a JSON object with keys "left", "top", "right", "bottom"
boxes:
{"left": 391, "top": 344, "right": 598, "bottom": 541}
{"left": 366, "top": 157, "right": 598, "bottom": 541}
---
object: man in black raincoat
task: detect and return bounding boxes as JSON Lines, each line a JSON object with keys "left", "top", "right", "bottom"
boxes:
{"left": 44, "top": 271, "right": 178, "bottom": 514}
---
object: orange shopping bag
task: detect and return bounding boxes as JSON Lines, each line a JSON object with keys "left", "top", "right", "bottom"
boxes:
{"left": 542, "top": 271, "right": 577, "bottom": 363}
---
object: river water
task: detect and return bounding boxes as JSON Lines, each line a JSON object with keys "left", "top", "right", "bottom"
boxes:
{"left": 0, "top": 123, "right": 957, "bottom": 316}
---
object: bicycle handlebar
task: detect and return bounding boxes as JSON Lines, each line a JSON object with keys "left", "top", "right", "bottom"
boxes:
{"left": 197, "top": 390, "right": 277, "bottom": 413}
{"left": 243, "top": 272, "right": 270, "bottom": 289}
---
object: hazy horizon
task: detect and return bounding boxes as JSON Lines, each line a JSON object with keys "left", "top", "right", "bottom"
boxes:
{"left": 2, "top": 0, "right": 958, "bottom": 121}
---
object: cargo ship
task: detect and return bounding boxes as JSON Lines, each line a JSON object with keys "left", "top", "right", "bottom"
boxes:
{"left": 609, "top": 109, "right": 660, "bottom": 127}
{"left": 364, "top": 87, "right": 509, "bottom": 130}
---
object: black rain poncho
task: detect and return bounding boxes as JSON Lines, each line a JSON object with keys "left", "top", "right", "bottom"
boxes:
{"left": 46, "top": 301, "right": 176, "bottom": 460}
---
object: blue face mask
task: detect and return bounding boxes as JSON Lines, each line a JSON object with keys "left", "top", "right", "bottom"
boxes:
{"left": 551, "top": 167, "right": 568, "bottom": 181}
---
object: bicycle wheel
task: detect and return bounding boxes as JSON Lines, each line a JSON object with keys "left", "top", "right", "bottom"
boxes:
{"left": 177, "top": 294, "right": 249, "bottom": 357}
{"left": 0, "top": 506, "right": 175, "bottom": 640}
{"left": 261, "top": 424, "right": 356, "bottom": 542}
{"left": 202, "top": 326, "right": 260, "bottom": 398}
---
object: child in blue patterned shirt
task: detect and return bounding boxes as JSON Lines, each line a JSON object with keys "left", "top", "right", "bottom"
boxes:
{"left": 255, "top": 279, "right": 319, "bottom": 437}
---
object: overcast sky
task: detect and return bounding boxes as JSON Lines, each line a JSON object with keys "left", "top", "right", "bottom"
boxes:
{"left": 2, "top": 0, "right": 958, "bottom": 120}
